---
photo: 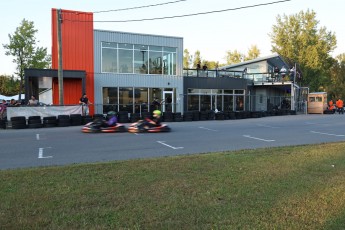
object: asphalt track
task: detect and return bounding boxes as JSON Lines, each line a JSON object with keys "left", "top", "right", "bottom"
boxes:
{"left": 1, "top": 114, "right": 345, "bottom": 170}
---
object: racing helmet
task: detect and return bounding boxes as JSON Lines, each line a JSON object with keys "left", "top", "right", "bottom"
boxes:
{"left": 107, "top": 111, "right": 117, "bottom": 116}
{"left": 153, "top": 110, "right": 161, "bottom": 116}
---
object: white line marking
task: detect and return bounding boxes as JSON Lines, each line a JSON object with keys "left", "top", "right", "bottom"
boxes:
{"left": 243, "top": 135, "right": 275, "bottom": 142}
{"left": 199, "top": 127, "right": 217, "bottom": 132}
{"left": 38, "top": 147, "right": 53, "bottom": 159}
{"left": 257, "top": 124, "right": 278, "bottom": 128}
{"left": 134, "top": 133, "right": 143, "bottom": 135}
{"left": 36, "top": 134, "right": 40, "bottom": 140}
{"left": 310, "top": 131, "right": 345, "bottom": 137}
{"left": 157, "top": 141, "right": 184, "bottom": 150}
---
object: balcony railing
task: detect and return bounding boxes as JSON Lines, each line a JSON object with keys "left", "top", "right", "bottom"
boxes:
{"left": 183, "top": 69, "right": 295, "bottom": 84}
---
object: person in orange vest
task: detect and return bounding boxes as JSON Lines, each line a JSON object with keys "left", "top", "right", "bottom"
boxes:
{"left": 336, "top": 98, "right": 344, "bottom": 114}
{"left": 328, "top": 99, "right": 335, "bottom": 113}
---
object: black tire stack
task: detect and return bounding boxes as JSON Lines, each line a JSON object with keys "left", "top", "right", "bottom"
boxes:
{"left": 183, "top": 111, "right": 193, "bottom": 121}
{"left": 141, "top": 112, "right": 151, "bottom": 120}
{"left": 192, "top": 111, "right": 200, "bottom": 121}
{"left": 215, "top": 112, "right": 224, "bottom": 120}
{"left": 82, "top": 115, "right": 93, "bottom": 124}
{"left": 208, "top": 111, "right": 215, "bottom": 120}
{"left": 173, "top": 112, "right": 183, "bottom": 122}
{"left": 163, "top": 112, "right": 173, "bottom": 122}
{"left": 93, "top": 114, "right": 104, "bottom": 121}
{"left": 28, "top": 116, "right": 42, "bottom": 128}
{"left": 0, "top": 119, "right": 7, "bottom": 129}
{"left": 11, "top": 116, "right": 27, "bottom": 129}
{"left": 70, "top": 114, "right": 82, "bottom": 126}
{"left": 130, "top": 113, "right": 141, "bottom": 122}
{"left": 118, "top": 111, "right": 129, "bottom": 123}
{"left": 199, "top": 111, "right": 208, "bottom": 121}
{"left": 43, "top": 116, "right": 57, "bottom": 128}
{"left": 57, "top": 115, "right": 70, "bottom": 127}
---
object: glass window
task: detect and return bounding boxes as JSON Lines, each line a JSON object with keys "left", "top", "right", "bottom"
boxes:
{"left": 234, "top": 90, "right": 244, "bottom": 94}
{"left": 118, "top": 43, "right": 133, "bottom": 49}
{"left": 103, "top": 87, "right": 118, "bottom": 113}
{"left": 224, "top": 90, "right": 233, "bottom": 94}
{"left": 102, "top": 42, "right": 117, "bottom": 48}
{"left": 119, "top": 87, "right": 133, "bottom": 112}
{"left": 149, "top": 51, "right": 162, "bottom": 74}
{"left": 200, "top": 95, "right": 211, "bottom": 111}
{"left": 118, "top": 49, "right": 133, "bottom": 73}
{"left": 150, "top": 88, "right": 162, "bottom": 111}
{"left": 134, "top": 49, "right": 148, "bottom": 74}
{"left": 150, "top": 46, "right": 163, "bottom": 51}
{"left": 188, "top": 95, "right": 199, "bottom": 111}
{"left": 316, "top": 97, "right": 322, "bottom": 102}
{"left": 102, "top": 48, "right": 117, "bottom": 73}
{"left": 235, "top": 96, "right": 244, "bottom": 111}
{"left": 163, "top": 47, "right": 177, "bottom": 75}
{"left": 200, "top": 89, "right": 212, "bottom": 94}
{"left": 309, "top": 97, "right": 315, "bottom": 102}
{"left": 134, "top": 88, "right": 148, "bottom": 113}
{"left": 188, "top": 89, "right": 199, "bottom": 94}
{"left": 216, "top": 95, "right": 222, "bottom": 111}
{"left": 224, "top": 95, "right": 234, "bottom": 111}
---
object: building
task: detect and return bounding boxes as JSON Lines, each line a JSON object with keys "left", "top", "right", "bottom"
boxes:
{"left": 24, "top": 9, "right": 306, "bottom": 116}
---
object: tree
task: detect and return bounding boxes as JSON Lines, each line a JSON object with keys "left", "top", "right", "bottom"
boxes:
{"left": 245, "top": 45, "right": 261, "bottom": 61}
{"left": 225, "top": 50, "right": 244, "bottom": 65}
{"left": 183, "top": 49, "right": 192, "bottom": 69}
{"left": 269, "top": 10, "right": 336, "bottom": 91}
{"left": 327, "top": 54, "right": 345, "bottom": 99}
{"left": 3, "top": 19, "right": 51, "bottom": 100}
{"left": 0, "top": 75, "right": 20, "bottom": 96}
{"left": 192, "top": 50, "right": 202, "bottom": 68}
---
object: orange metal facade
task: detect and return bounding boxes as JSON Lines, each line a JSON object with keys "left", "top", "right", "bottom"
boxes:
{"left": 51, "top": 9, "right": 94, "bottom": 108}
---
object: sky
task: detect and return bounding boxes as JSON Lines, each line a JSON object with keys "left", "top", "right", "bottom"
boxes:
{"left": 0, "top": 0, "right": 344, "bottom": 76}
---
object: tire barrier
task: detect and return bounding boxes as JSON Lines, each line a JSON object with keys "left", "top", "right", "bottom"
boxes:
{"left": 11, "top": 116, "right": 27, "bottom": 129}
{"left": 70, "top": 114, "right": 82, "bottom": 126}
{"left": 28, "top": 116, "right": 42, "bottom": 129}
{"left": 130, "top": 113, "right": 141, "bottom": 123}
{"left": 163, "top": 112, "right": 173, "bottom": 122}
{"left": 173, "top": 112, "right": 183, "bottom": 122}
{"left": 118, "top": 111, "right": 129, "bottom": 123}
{"left": 141, "top": 112, "right": 151, "bottom": 119}
{"left": 0, "top": 119, "right": 7, "bottom": 129}
{"left": 57, "top": 115, "right": 70, "bottom": 127}
{"left": 82, "top": 115, "right": 93, "bottom": 124}
{"left": 183, "top": 111, "right": 193, "bottom": 121}
{"left": 43, "top": 116, "right": 57, "bottom": 128}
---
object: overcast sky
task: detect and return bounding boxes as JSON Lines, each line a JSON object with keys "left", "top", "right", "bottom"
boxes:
{"left": 1, "top": 0, "right": 344, "bottom": 76}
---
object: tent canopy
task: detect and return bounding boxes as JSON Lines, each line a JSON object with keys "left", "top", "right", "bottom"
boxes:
{"left": 0, "top": 94, "right": 25, "bottom": 101}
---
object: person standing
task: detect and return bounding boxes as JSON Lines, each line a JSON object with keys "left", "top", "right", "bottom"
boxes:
{"left": 27, "top": 96, "right": 38, "bottom": 106}
{"left": 0, "top": 99, "right": 7, "bottom": 119}
{"left": 336, "top": 98, "right": 344, "bottom": 114}
{"left": 79, "top": 93, "right": 92, "bottom": 116}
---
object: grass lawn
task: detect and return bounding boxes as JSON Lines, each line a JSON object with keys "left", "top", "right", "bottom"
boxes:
{"left": 1, "top": 142, "right": 345, "bottom": 229}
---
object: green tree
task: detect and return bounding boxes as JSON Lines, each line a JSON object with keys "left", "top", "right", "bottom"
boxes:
{"left": 3, "top": 19, "right": 51, "bottom": 100}
{"left": 245, "top": 45, "right": 261, "bottom": 61}
{"left": 327, "top": 54, "right": 345, "bottom": 99}
{"left": 192, "top": 50, "right": 202, "bottom": 68}
{"left": 183, "top": 49, "right": 192, "bottom": 69}
{"left": 269, "top": 10, "right": 336, "bottom": 91}
{"left": 225, "top": 50, "right": 244, "bottom": 65}
{"left": 0, "top": 75, "right": 20, "bottom": 96}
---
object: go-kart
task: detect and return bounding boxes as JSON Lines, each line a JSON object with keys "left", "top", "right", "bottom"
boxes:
{"left": 128, "top": 118, "right": 171, "bottom": 133}
{"left": 82, "top": 120, "right": 126, "bottom": 133}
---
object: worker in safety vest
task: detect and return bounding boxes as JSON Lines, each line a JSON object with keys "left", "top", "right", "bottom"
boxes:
{"left": 336, "top": 98, "right": 344, "bottom": 114}
{"left": 328, "top": 100, "right": 335, "bottom": 113}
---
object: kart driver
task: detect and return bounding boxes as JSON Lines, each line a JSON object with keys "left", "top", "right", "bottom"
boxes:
{"left": 102, "top": 111, "right": 118, "bottom": 127}
{"left": 149, "top": 110, "right": 162, "bottom": 127}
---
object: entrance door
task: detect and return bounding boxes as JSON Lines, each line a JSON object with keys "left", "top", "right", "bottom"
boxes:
{"left": 163, "top": 91, "right": 174, "bottom": 112}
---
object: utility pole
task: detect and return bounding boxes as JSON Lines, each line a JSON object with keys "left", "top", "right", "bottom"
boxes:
{"left": 57, "top": 9, "right": 64, "bottom": 105}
